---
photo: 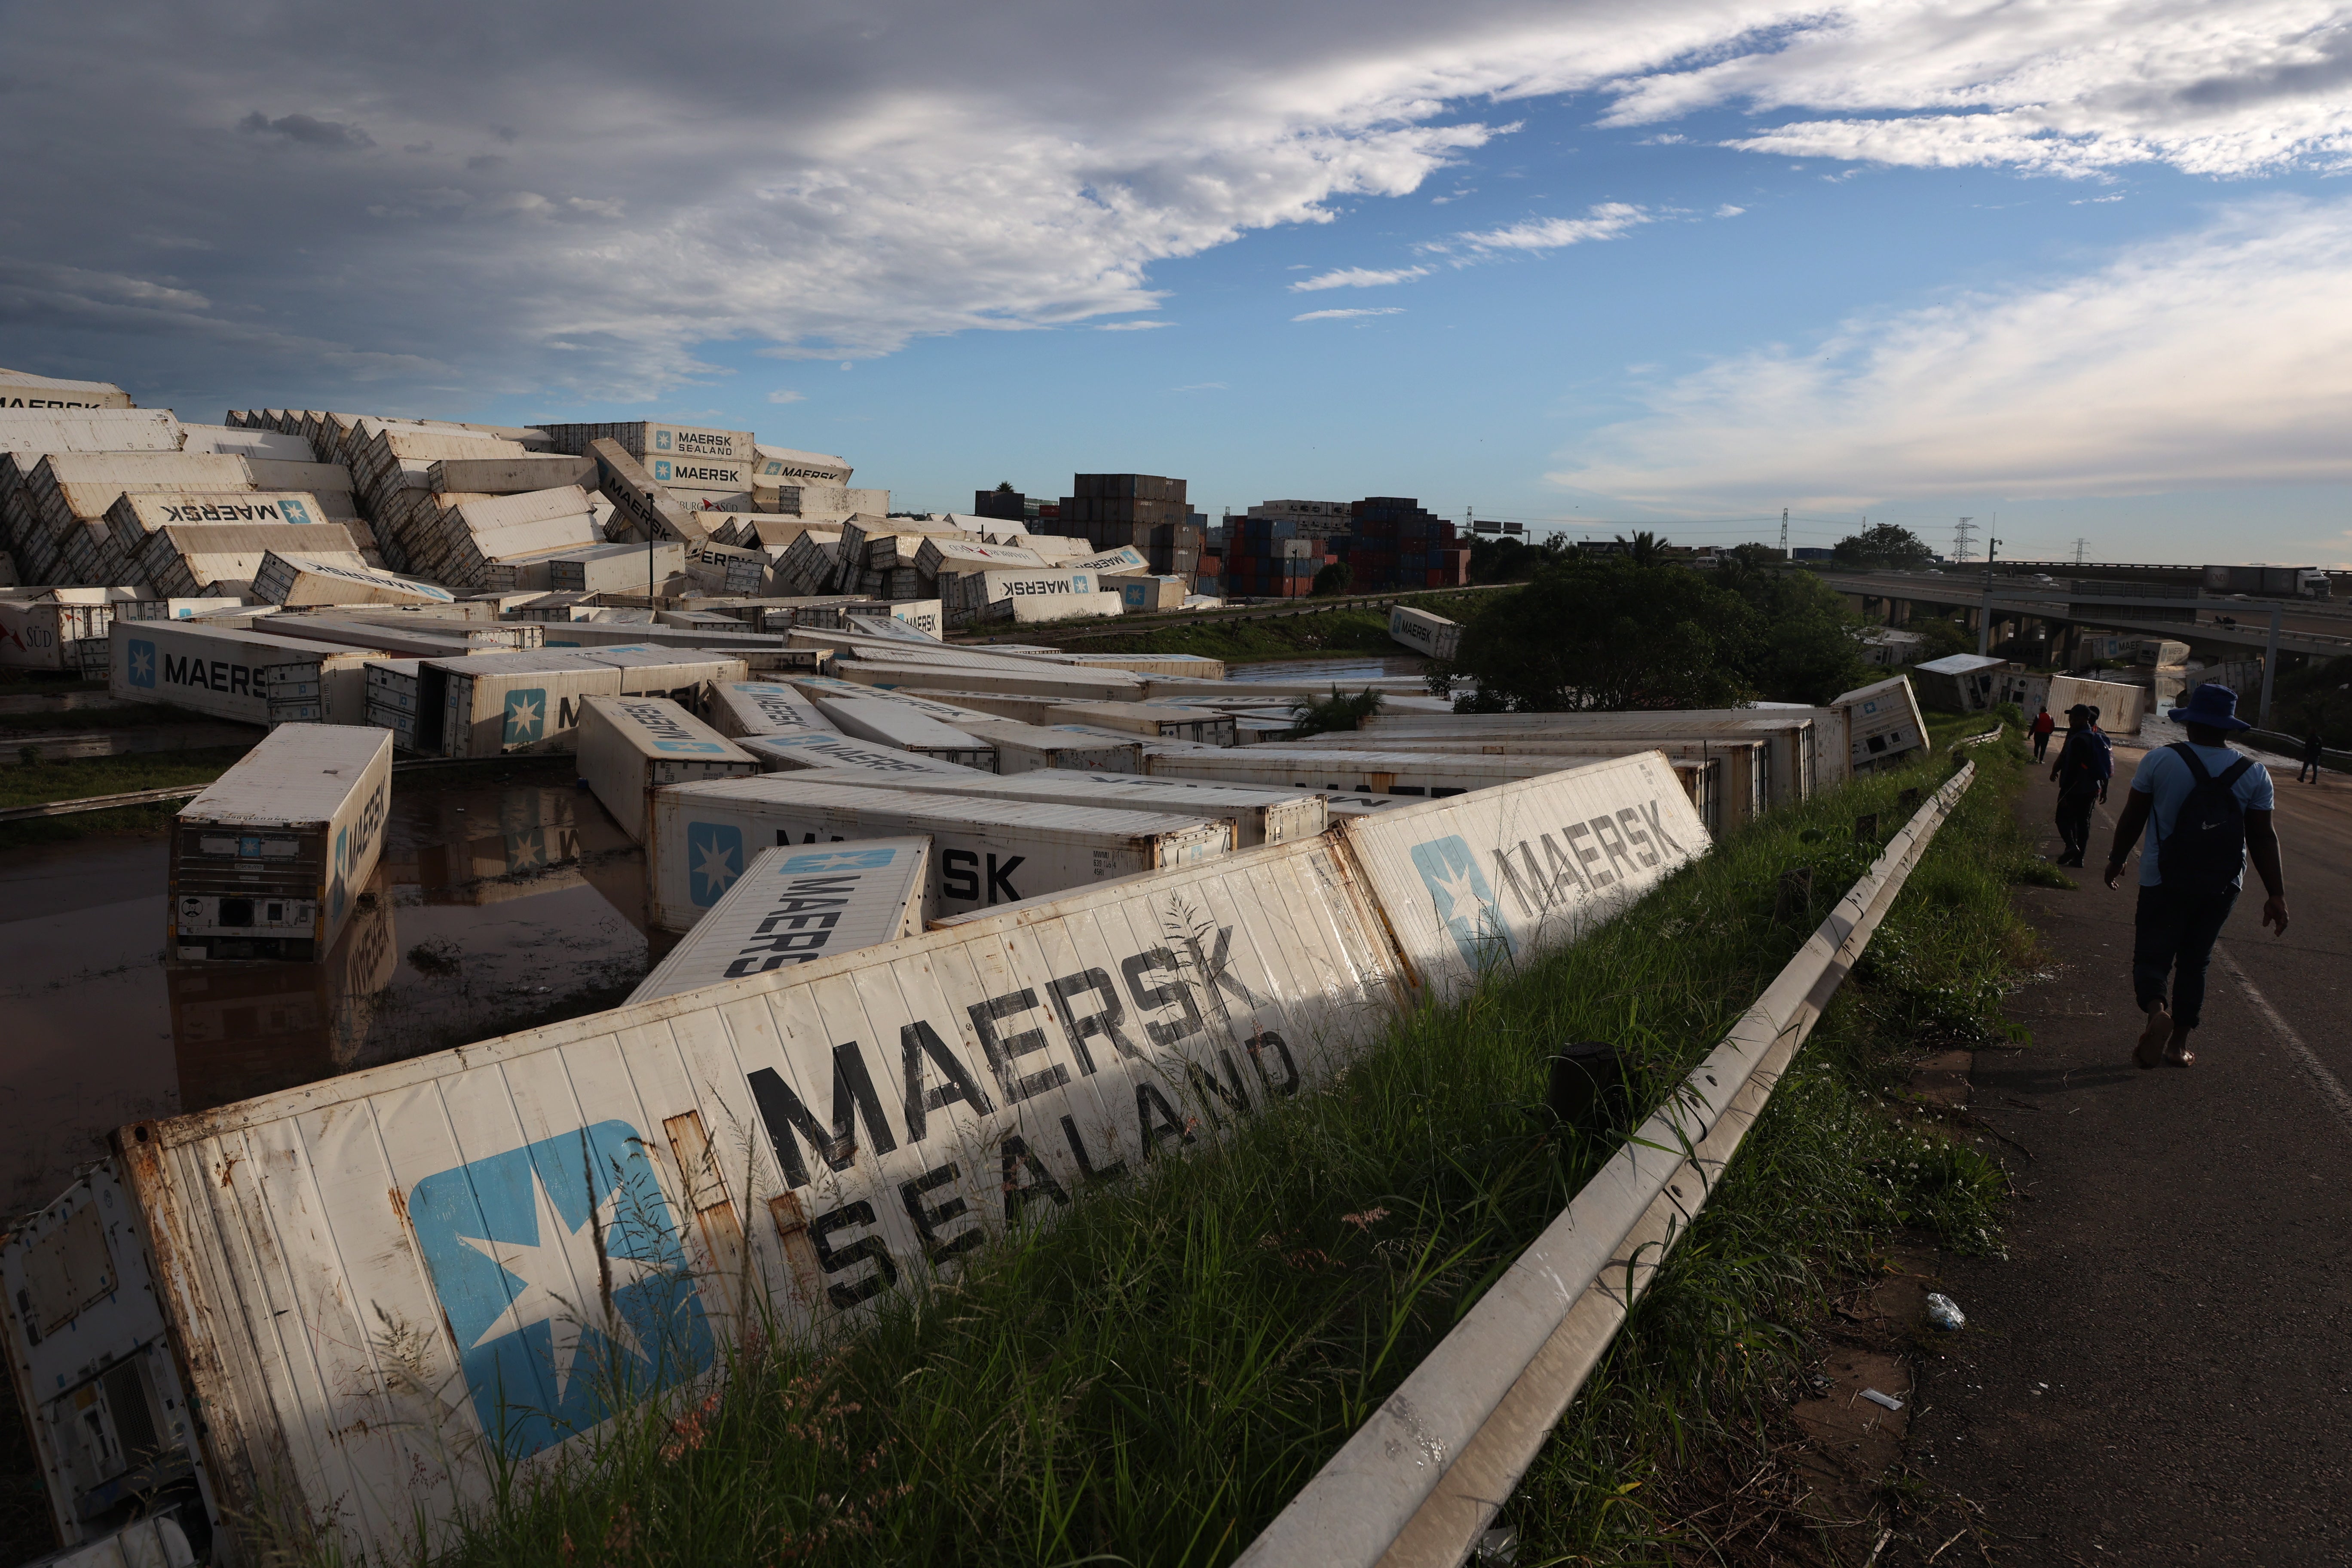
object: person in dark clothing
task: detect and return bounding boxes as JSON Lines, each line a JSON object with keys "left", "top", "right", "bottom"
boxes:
{"left": 2299, "top": 726, "right": 2327, "bottom": 784}
{"left": 2104, "top": 683, "right": 2288, "bottom": 1068}
{"left": 2049, "top": 704, "right": 2110, "bottom": 866}
{"left": 2030, "top": 704, "right": 2055, "bottom": 762}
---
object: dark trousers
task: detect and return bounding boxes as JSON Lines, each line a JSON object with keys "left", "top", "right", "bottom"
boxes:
{"left": 2133, "top": 883, "right": 2239, "bottom": 1029}
{"left": 2033, "top": 731, "right": 2051, "bottom": 761}
{"left": 2053, "top": 796, "right": 2094, "bottom": 859}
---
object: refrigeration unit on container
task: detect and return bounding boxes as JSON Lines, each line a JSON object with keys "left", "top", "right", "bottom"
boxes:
{"left": 108, "top": 619, "right": 389, "bottom": 727}
{"left": 1387, "top": 603, "right": 1461, "bottom": 660}
{"left": 648, "top": 774, "right": 1231, "bottom": 928}
{"left": 850, "top": 769, "right": 1328, "bottom": 847}
{"left": 0, "top": 1161, "right": 213, "bottom": 1561}
{"left": 628, "top": 839, "right": 930, "bottom": 1001}
{"left": 705, "top": 680, "right": 842, "bottom": 741}
{"left": 576, "top": 695, "right": 761, "bottom": 844}
{"left": 808, "top": 692, "right": 998, "bottom": 770}
{"left": 167, "top": 724, "right": 393, "bottom": 961}
{"left": 738, "top": 732, "right": 995, "bottom": 780}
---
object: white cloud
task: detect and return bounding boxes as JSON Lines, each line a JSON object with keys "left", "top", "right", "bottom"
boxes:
{"left": 1290, "top": 265, "right": 1431, "bottom": 291}
{"left": 1558, "top": 199, "right": 2352, "bottom": 503}
{"left": 1444, "top": 202, "right": 1652, "bottom": 254}
{"left": 1096, "top": 319, "right": 1177, "bottom": 330}
{"left": 9, "top": 1, "right": 2352, "bottom": 412}
{"left": 766, "top": 389, "right": 806, "bottom": 403}
{"left": 1714, "top": 203, "right": 1746, "bottom": 218}
{"left": 1292, "top": 307, "right": 1406, "bottom": 322}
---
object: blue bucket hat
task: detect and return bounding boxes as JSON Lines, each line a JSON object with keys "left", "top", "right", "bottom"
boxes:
{"left": 2170, "top": 683, "right": 2253, "bottom": 731}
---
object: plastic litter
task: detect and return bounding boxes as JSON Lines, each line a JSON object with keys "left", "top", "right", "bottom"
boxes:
{"left": 1470, "top": 1525, "right": 1519, "bottom": 1565}
{"left": 1859, "top": 1388, "right": 1905, "bottom": 1412}
{"left": 1925, "top": 1291, "right": 1967, "bottom": 1331}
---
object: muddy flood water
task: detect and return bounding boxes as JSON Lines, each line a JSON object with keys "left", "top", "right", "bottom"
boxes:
{"left": 0, "top": 759, "right": 660, "bottom": 1217}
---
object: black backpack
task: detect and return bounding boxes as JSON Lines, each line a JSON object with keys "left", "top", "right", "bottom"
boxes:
{"left": 2156, "top": 743, "right": 2256, "bottom": 897}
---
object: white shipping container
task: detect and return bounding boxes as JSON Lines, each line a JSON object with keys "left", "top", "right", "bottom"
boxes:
{"left": 1139, "top": 743, "right": 1605, "bottom": 799}
{"left": 1387, "top": 604, "right": 1461, "bottom": 660}
{"left": 649, "top": 774, "right": 1231, "bottom": 929}
{"left": 1335, "top": 751, "right": 1707, "bottom": 998}
{"left": 1066, "top": 546, "right": 1149, "bottom": 575}
{"left": 752, "top": 443, "right": 853, "bottom": 483}
{"left": 264, "top": 616, "right": 538, "bottom": 659}
{"left": 437, "top": 653, "right": 627, "bottom": 757}
{"left": 739, "top": 732, "right": 993, "bottom": 779}
{"left": 108, "top": 620, "right": 386, "bottom": 726}
{"left": 628, "top": 839, "right": 929, "bottom": 1001}
{"left": 1010, "top": 589, "right": 1122, "bottom": 625}
{"left": 958, "top": 719, "right": 1143, "bottom": 775}
{"left": 810, "top": 692, "right": 998, "bottom": 770}
{"left": 646, "top": 453, "right": 753, "bottom": 492}
{"left": 850, "top": 769, "right": 1328, "bottom": 846}
{"left": 705, "top": 680, "right": 841, "bottom": 740}
{"left": 576, "top": 695, "right": 761, "bottom": 843}
{"left": 168, "top": 725, "right": 394, "bottom": 962}
{"left": 1832, "top": 675, "right": 1931, "bottom": 769}
{"left": 1049, "top": 701, "right": 1237, "bottom": 745}
{"left": 0, "top": 369, "right": 133, "bottom": 409}
{"left": 262, "top": 647, "right": 391, "bottom": 727}
{"left": 115, "top": 596, "right": 247, "bottom": 622}
{"left": 254, "top": 552, "right": 455, "bottom": 608}
{"left": 838, "top": 658, "right": 1142, "bottom": 703}
{"left": 0, "top": 598, "right": 113, "bottom": 670}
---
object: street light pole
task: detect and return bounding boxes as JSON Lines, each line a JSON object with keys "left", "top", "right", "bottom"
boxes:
{"left": 1975, "top": 531, "right": 2001, "bottom": 655}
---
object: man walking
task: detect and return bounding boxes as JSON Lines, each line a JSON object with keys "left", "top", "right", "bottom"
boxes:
{"left": 2049, "top": 704, "right": 2110, "bottom": 867}
{"left": 2298, "top": 724, "right": 2327, "bottom": 784}
{"left": 2030, "top": 703, "right": 2055, "bottom": 763}
{"left": 2102, "top": 684, "right": 2288, "bottom": 1069}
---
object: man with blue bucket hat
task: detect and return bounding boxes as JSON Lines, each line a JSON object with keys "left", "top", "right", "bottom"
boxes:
{"left": 2102, "top": 683, "right": 2289, "bottom": 1068}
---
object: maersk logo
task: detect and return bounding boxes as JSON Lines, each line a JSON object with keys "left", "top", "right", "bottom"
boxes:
{"left": 654, "top": 430, "right": 674, "bottom": 451}
{"left": 689, "top": 821, "right": 745, "bottom": 905}
{"left": 652, "top": 459, "right": 672, "bottom": 483}
{"left": 778, "top": 847, "right": 897, "bottom": 874}
{"left": 280, "top": 497, "right": 315, "bottom": 526}
{"left": 502, "top": 688, "right": 547, "bottom": 745}
{"left": 126, "top": 638, "right": 157, "bottom": 689}
{"left": 1409, "top": 835, "right": 1514, "bottom": 966}
{"left": 407, "top": 1121, "right": 712, "bottom": 1460}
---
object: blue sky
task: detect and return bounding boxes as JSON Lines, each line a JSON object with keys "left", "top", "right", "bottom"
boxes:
{"left": 10, "top": 1, "right": 2352, "bottom": 566}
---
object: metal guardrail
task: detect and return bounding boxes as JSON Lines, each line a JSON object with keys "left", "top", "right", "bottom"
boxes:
{"left": 1237, "top": 758, "right": 1981, "bottom": 1568}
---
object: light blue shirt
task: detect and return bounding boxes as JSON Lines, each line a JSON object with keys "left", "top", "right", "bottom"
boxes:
{"left": 2129, "top": 743, "right": 2275, "bottom": 889}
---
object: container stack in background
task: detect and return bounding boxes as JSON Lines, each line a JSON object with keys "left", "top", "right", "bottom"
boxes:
{"left": 1328, "top": 496, "right": 1471, "bottom": 592}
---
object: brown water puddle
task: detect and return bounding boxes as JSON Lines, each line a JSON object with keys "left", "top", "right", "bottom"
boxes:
{"left": 0, "top": 765, "right": 654, "bottom": 1216}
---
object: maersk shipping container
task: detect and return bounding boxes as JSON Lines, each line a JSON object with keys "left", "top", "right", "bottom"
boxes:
{"left": 835, "top": 658, "right": 1141, "bottom": 704}
{"left": 1136, "top": 742, "right": 1718, "bottom": 820}
{"left": 263, "top": 615, "right": 540, "bottom": 659}
{"left": 576, "top": 695, "right": 761, "bottom": 843}
{"left": 739, "top": 732, "right": 993, "bottom": 780}
{"left": 262, "top": 644, "right": 390, "bottom": 727}
{"left": 1387, "top": 603, "right": 1461, "bottom": 660}
{"left": 628, "top": 839, "right": 929, "bottom": 1002}
{"left": 649, "top": 774, "right": 1230, "bottom": 929}
{"left": 108, "top": 619, "right": 388, "bottom": 726}
{"left": 168, "top": 725, "right": 393, "bottom": 961}
{"left": 1832, "top": 675, "right": 1929, "bottom": 772}
{"left": 254, "top": 551, "right": 454, "bottom": 609}
{"left": 809, "top": 692, "right": 998, "bottom": 770}
{"left": 438, "top": 653, "right": 626, "bottom": 757}
{"left": 705, "top": 680, "right": 841, "bottom": 740}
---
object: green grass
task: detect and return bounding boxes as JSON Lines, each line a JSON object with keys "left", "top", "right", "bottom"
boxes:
{"left": 382, "top": 738, "right": 2038, "bottom": 1568}
{"left": 1026, "top": 591, "right": 1486, "bottom": 664}
{"left": 0, "top": 744, "right": 257, "bottom": 848}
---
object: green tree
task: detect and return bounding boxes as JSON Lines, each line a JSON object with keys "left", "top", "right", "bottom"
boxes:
{"left": 1832, "top": 523, "right": 1933, "bottom": 570}
{"left": 1451, "top": 556, "right": 1755, "bottom": 710}
{"left": 1710, "top": 556, "right": 1874, "bottom": 703}
{"left": 1311, "top": 560, "right": 1353, "bottom": 597}
{"left": 1613, "top": 529, "right": 1670, "bottom": 566}
{"left": 1289, "top": 685, "right": 1385, "bottom": 737}
{"left": 1467, "top": 533, "right": 1562, "bottom": 584}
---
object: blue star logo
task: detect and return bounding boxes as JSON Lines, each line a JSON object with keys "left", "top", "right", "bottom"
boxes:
{"left": 1409, "top": 835, "right": 1514, "bottom": 967}
{"left": 777, "top": 848, "right": 899, "bottom": 874}
{"left": 406, "top": 1121, "right": 711, "bottom": 1460}
{"left": 502, "top": 688, "right": 547, "bottom": 745}
{"left": 688, "top": 821, "right": 745, "bottom": 906}
{"left": 126, "top": 638, "right": 156, "bottom": 689}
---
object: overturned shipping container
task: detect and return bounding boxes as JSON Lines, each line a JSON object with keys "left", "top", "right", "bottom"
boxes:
{"left": 628, "top": 839, "right": 930, "bottom": 1001}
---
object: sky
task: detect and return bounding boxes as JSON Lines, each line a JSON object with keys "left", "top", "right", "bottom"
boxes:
{"left": 7, "top": 0, "right": 2352, "bottom": 566}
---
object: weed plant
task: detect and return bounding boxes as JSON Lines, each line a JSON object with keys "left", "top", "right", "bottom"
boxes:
{"left": 406, "top": 736, "right": 2039, "bottom": 1568}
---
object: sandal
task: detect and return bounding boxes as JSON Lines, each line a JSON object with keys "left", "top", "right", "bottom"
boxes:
{"left": 2165, "top": 1045, "right": 2196, "bottom": 1068}
{"left": 2135, "top": 1006, "right": 2171, "bottom": 1070}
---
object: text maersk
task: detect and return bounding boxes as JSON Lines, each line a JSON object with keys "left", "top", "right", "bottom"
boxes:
{"left": 1007, "top": 576, "right": 1092, "bottom": 597}
{"left": 1487, "top": 796, "right": 1688, "bottom": 913}
{"left": 744, "top": 922, "right": 1294, "bottom": 1305}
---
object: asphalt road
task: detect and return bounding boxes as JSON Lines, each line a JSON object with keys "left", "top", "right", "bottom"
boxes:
{"left": 1908, "top": 743, "right": 2352, "bottom": 1564}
